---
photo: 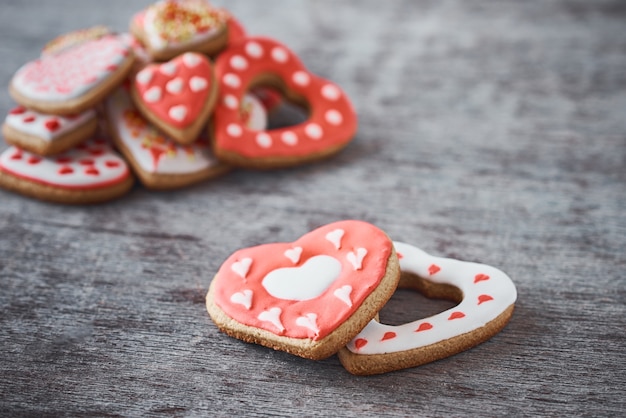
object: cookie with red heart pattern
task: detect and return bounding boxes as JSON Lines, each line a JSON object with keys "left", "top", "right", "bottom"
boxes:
{"left": 206, "top": 220, "right": 400, "bottom": 360}
{"left": 131, "top": 52, "right": 218, "bottom": 144}
{"left": 338, "top": 242, "right": 517, "bottom": 375}
{"left": 0, "top": 138, "right": 134, "bottom": 204}
{"left": 9, "top": 35, "right": 134, "bottom": 115}
{"left": 2, "top": 105, "right": 98, "bottom": 156}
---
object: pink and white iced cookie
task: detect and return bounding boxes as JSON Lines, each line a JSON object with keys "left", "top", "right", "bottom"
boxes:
{"left": 41, "top": 26, "right": 111, "bottom": 57}
{"left": 206, "top": 220, "right": 400, "bottom": 360}
{"left": 131, "top": 52, "right": 218, "bottom": 145}
{"left": 130, "top": 0, "right": 228, "bottom": 61}
{"left": 10, "top": 35, "right": 134, "bottom": 115}
{"left": 0, "top": 138, "right": 134, "bottom": 204}
{"left": 2, "top": 105, "right": 98, "bottom": 156}
{"left": 105, "top": 87, "right": 235, "bottom": 190}
{"left": 338, "top": 242, "right": 517, "bottom": 375}
{"left": 211, "top": 37, "right": 358, "bottom": 169}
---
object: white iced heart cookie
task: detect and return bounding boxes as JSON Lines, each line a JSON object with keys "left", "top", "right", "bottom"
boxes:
{"left": 338, "top": 242, "right": 517, "bottom": 375}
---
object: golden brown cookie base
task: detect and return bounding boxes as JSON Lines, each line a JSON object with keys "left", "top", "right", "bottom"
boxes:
{"left": 2, "top": 117, "right": 98, "bottom": 156}
{"left": 206, "top": 247, "right": 401, "bottom": 361}
{"left": 0, "top": 169, "right": 134, "bottom": 204}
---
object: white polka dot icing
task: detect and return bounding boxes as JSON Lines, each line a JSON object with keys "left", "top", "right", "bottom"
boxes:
{"left": 11, "top": 35, "right": 130, "bottom": 102}
{"left": 212, "top": 37, "right": 357, "bottom": 163}
{"left": 4, "top": 105, "right": 96, "bottom": 141}
{"left": 0, "top": 138, "right": 129, "bottom": 189}
{"left": 104, "top": 87, "right": 220, "bottom": 175}
{"left": 344, "top": 242, "right": 517, "bottom": 356}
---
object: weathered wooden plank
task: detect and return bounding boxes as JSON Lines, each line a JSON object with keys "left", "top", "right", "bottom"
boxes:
{"left": 0, "top": 0, "right": 625, "bottom": 416}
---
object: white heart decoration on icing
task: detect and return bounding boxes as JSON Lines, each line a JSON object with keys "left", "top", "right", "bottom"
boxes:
{"left": 160, "top": 61, "right": 178, "bottom": 75}
{"left": 333, "top": 285, "right": 353, "bottom": 307}
{"left": 295, "top": 313, "right": 319, "bottom": 334}
{"left": 182, "top": 53, "right": 202, "bottom": 68}
{"left": 325, "top": 229, "right": 344, "bottom": 250}
{"left": 136, "top": 68, "right": 153, "bottom": 85}
{"left": 189, "top": 76, "right": 208, "bottom": 92}
{"left": 169, "top": 105, "right": 187, "bottom": 121}
{"left": 258, "top": 307, "right": 284, "bottom": 331}
{"left": 144, "top": 86, "right": 162, "bottom": 103}
{"left": 166, "top": 77, "right": 184, "bottom": 94}
{"left": 347, "top": 248, "right": 368, "bottom": 270}
{"left": 261, "top": 255, "right": 342, "bottom": 301}
{"left": 230, "top": 289, "right": 253, "bottom": 310}
{"left": 231, "top": 257, "right": 253, "bottom": 279}
{"left": 284, "top": 247, "right": 302, "bottom": 264}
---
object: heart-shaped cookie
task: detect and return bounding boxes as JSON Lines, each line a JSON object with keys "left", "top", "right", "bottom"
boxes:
{"left": 206, "top": 220, "right": 400, "bottom": 360}
{"left": 130, "top": 0, "right": 228, "bottom": 61}
{"left": 0, "top": 138, "right": 133, "bottom": 204}
{"left": 9, "top": 35, "right": 134, "bottom": 115}
{"left": 211, "top": 36, "right": 358, "bottom": 169}
{"left": 338, "top": 242, "right": 517, "bottom": 375}
{"left": 132, "top": 52, "right": 218, "bottom": 144}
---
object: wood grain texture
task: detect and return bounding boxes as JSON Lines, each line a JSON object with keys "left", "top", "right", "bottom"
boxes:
{"left": 1, "top": 0, "right": 625, "bottom": 416}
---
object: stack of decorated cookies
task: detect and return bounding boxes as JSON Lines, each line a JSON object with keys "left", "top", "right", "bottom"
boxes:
{"left": 0, "top": 0, "right": 357, "bottom": 204}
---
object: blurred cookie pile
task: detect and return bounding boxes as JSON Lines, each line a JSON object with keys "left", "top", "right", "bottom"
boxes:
{"left": 0, "top": 0, "right": 358, "bottom": 203}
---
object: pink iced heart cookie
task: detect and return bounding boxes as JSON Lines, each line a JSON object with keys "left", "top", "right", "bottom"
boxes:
{"left": 9, "top": 35, "right": 134, "bottom": 115}
{"left": 338, "top": 242, "right": 517, "bottom": 375}
{"left": 211, "top": 36, "right": 358, "bottom": 169}
{"left": 131, "top": 52, "right": 218, "bottom": 145}
{"left": 206, "top": 220, "right": 400, "bottom": 360}
{"left": 0, "top": 138, "right": 134, "bottom": 204}
{"left": 130, "top": 0, "right": 228, "bottom": 61}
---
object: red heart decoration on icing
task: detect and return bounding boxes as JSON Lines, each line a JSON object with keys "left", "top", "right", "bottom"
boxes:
{"left": 381, "top": 332, "right": 397, "bottom": 341}
{"left": 210, "top": 220, "right": 394, "bottom": 341}
{"left": 44, "top": 119, "right": 61, "bottom": 132}
{"left": 448, "top": 311, "right": 465, "bottom": 320}
{"left": 27, "top": 156, "right": 41, "bottom": 165}
{"left": 415, "top": 322, "right": 433, "bottom": 332}
{"left": 428, "top": 264, "right": 441, "bottom": 275}
{"left": 132, "top": 52, "right": 215, "bottom": 136}
{"left": 105, "top": 160, "right": 120, "bottom": 168}
{"left": 58, "top": 166, "right": 74, "bottom": 175}
{"left": 478, "top": 294, "right": 494, "bottom": 305}
{"left": 10, "top": 106, "right": 26, "bottom": 115}
{"left": 22, "top": 116, "right": 36, "bottom": 123}
{"left": 474, "top": 274, "right": 490, "bottom": 283}
{"left": 354, "top": 338, "right": 368, "bottom": 350}
{"left": 84, "top": 167, "right": 100, "bottom": 176}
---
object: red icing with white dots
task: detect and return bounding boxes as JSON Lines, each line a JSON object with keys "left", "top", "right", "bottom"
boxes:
{"left": 212, "top": 220, "right": 393, "bottom": 340}
{"left": 133, "top": 52, "right": 214, "bottom": 129}
{"left": 0, "top": 139, "right": 130, "bottom": 189}
{"left": 345, "top": 242, "right": 517, "bottom": 355}
{"left": 11, "top": 35, "right": 130, "bottom": 102}
{"left": 212, "top": 37, "right": 357, "bottom": 159}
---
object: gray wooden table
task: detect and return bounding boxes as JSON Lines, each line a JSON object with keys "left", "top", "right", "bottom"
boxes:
{"left": 1, "top": 0, "right": 625, "bottom": 416}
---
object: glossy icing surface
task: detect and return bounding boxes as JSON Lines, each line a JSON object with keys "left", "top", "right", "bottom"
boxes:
{"left": 346, "top": 242, "right": 517, "bottom": 355}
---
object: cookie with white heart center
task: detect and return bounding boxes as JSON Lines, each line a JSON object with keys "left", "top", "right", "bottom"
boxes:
{"left": 131, "top": 52, "right": 218, "bottom": 145}
{"left": 130, "top": 0, "right": 229, "bottom": 61}
{"left": 337, "top": 242, "right": 517, "bottom": 375}
{"left": 9, "top": 34, "right": 134, "bottom": 115}
{"left": 2, "top": 105, "right": 98, "bottom": 156}
{"left": 206, "top": 220, "right": 401, "bottom": 360}
{"left": 0, "top": 138, "right": 134, "bottom": 204}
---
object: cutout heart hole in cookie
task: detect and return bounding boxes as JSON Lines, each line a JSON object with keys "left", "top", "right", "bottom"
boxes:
{"left": 378, "top": 273, "right": 462, "bottom": 326}
{"left": 249, "top": 82, "right": 309, "bottom": 130}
